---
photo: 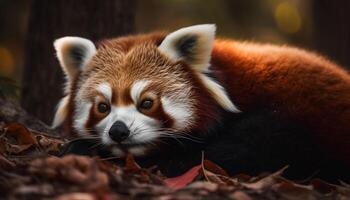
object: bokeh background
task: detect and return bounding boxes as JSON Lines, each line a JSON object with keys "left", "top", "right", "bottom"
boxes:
{"left": 0, "top": 0, "right": 349, "bottom": 123}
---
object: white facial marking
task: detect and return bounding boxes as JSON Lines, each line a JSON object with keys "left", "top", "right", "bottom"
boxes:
{"left": 197, "top": 73, "right": 241, "bottom": 113}
{"left": 52, "top": 95, "right": 70, "bottom": 128}
{"left": 95, "top": 105, "right": 160, "bottom": 156}
{"left": 158, "top": 24, "right": 240, "bottom": 113}
{"left": 161, "top": 97, "right": 193, "bottom": 129}
{"left": 130, "top": 80, "right": 149, "bottom": 103}
{"left": 158, "top": 24, "right": 216, "bottom": 72}
{"left": 73, "top": 100, "right": 92, "bottom": 135}
{"left": 96, "top": 83, "right": 112, "bottom": 101}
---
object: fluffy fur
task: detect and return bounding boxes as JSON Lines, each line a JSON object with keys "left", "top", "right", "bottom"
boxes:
{"left": 53, "top": 25, "right": 350, "bottom": 179}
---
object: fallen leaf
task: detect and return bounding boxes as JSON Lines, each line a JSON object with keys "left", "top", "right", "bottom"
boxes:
{"left": 311, "top": 178, "right": 336, "bottom": 194}
{"left": 36, "top": 135, "right": 64, "bottom": 153}
{"left": 242, "top": 166, "right": 288, "bottom": 191}
{"left": 125, "top": 153, "right": 141, "bottom": 171}
{"left": 187, "top": 181, "right": 219, "bottom": 192}
{"left": 29, "top": 155, "right": 109, "bottom": 189}
{"left": 164, "top": 165, "right": 201, "bottom": 190}
{"left": 311, "top": 178, "right": 350, "bottom": 195}
{"left": 6, "top": 143, "right": 33, "bottom": 154}
{"left": 0, "top": 155, "right": 15, "bottom": 168}
{"left": 55, "top": 192, "right": 96, "bottom": 200}
{"left": 201, "top": 159, "right": 233, "bottom": 185}
{"left": 5, "top": 122, "right": 37, "bottom": 145}
{"left": 232, "top": 174, "right": 253, "bottom": 182}
{"left": 202, "top": 159, "right": 229, "bottom": 177}
{"left": 272, "top": 181, "right": 314, "bottom": 200}
{"left": 0, "top": 138, "right": 6, "bottom": 154}
{"left": 230, "top": 191, "right": 252, "bottom": 200}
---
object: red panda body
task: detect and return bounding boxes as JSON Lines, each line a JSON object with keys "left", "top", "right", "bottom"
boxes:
{"left": 211, "top": 40, "right": 350, "bottom": 166}
{"left": 53, "top": 25, "right": 350, "bottom": 179}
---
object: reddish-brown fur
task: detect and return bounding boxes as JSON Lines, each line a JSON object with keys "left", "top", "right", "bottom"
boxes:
{"left": 212, "top": 40, "right": 350, "bottom": 165}
{"left": 63, "top": 33, "right": 350, "bottom": 165}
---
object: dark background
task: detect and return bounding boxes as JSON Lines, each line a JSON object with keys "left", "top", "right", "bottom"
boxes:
{"left": 0, "top": 0, "right": 349, "bottom": 123}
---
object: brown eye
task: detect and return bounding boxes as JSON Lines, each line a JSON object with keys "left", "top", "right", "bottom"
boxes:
{"left": 97, "top": 102, "right": 110, "bottom": 113}
{"left": 139, "top": 99, "right": 153, "bottom": 110}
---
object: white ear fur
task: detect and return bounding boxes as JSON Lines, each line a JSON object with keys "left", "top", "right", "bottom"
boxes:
{"left": 159, "top": 24, "right": 240, "bottom": 113}
{"left": 158, "top": 24, "right": 216, "bottom": 72}
{"left": 197, "top": 74, "right": 240, "bottom": 113}
{"left": 52, "top": 95, "right": 70, "bottom": 128}
{"left": 54, "top": 37, "right": 96, "bottom": 80}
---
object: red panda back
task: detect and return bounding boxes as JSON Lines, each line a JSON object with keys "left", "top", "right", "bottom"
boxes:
{"left": 212, "top": 40, "right": 350, "bottom": 165}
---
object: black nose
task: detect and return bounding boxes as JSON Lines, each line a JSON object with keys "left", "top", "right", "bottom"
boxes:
{"left": 109, "top": 121, "right": 130, "bottom": 143}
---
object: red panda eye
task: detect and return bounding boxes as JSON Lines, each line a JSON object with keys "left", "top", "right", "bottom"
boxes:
{"left": 97, "top": 102, "right": 110, "bottom": 113}
{"left": 139, "top": 99, "right": 153, "bottom": 110}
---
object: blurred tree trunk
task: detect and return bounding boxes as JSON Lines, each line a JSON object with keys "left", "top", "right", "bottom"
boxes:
{"left": 313, "top": 0, "right": 350, "bottom": 69}
{"left": 21, "top": 0, "right": 135, "bottom": 124}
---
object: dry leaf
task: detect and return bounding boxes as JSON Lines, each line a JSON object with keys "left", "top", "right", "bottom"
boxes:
{"left": 6, "top": 143, "right": 33, "bottom": 154}
{"left": 0, "top": 138, "right": 6, "bottom": 154}
{"left": 242, "top": 166, "right": 288, "bottom": 191}
{"left": 311, "top": 178, "right": 350, "bottom": 195}
{"left": 230, "top": 191, "right": 252, "bottom": 200}
{"left": 125, "top": 153, "right": 141, "bottom": 171}
{"left": 55, "top": 192, "right": 96, "bottom": 200}
{"left": 6, "top": 122, "right": 37, "bottom": 145}
{"left": 0, "top": 155, "right": 15, "bottom": 168}
{"left": 36, "top": 135, "right": 64, "bottom": 153}
{"left": 311, "top": 178, "right": 336, "bottom": 194}
{"left": 201, "top": 159, "right": 232, "bottom": 184}
{"left": 202, "top": 160, "right": 229, "bottom": 177}
{"left": 164, "top": 165, "right": 201, "bottom": 190}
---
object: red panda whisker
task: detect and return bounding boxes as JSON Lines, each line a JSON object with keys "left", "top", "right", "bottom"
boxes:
{"left": 160, "top": 132, "right": 204, "bottom": 142}
{"left": 129, "top": 119, "right": 136, "bottom": 130}
{"left": 99, "top": 156, "right": 124, "bottom": 161}
{"left": 133, "top": 125, "right": 148, "bottom": 134}
{"left": 74, "top": 127, "right": 97, "bottom": 135}
{"left": 88, "top": 142, "right": 103, "bottom": 150}
{"left": 157, "top": 135, "right": 186, "bottom": 147}
{"left": 76, "top": 135, "right": 101, "bottom": 140}
{"left": 159, "top": 133, "right": 204, "bottom": 143}
{"left": 154, "top": 128, "right": 204, "bottom": 142}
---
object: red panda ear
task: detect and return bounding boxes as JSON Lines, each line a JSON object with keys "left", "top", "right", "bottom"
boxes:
{"left": 158, "top": 24, "right": 216, "bottom": 72}
{"left": 159, "top": 25, "right": 241, "bottom": 113}
{"left": 52, "top": 95, "right": 70, "bottom": 128}
{"left": 54, "top": 37, "right": 96, "bottom": 81}
{"left": 52, "top": 37, "right": 95, "bottom": 128}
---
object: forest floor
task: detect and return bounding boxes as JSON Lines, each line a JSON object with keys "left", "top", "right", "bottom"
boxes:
{"left": 0, "top": 98, "right": 349, "bottom": 200}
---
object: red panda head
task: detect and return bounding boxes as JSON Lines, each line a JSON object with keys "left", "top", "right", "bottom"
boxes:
{"left": 52, "top": 24, "right": 240, "bottom": 156}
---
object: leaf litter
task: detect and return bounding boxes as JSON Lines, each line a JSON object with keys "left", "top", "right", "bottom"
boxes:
{"left": 0, "top": 121, "right": 349, "bottom": 200}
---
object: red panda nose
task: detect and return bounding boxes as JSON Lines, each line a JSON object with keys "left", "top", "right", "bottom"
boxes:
{"left": 109, "top": 121, "right": 130, "bottom": 143}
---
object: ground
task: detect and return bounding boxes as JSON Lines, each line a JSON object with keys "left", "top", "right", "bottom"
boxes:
{"left": 0, "top": 98, "right": 349, "bottom": 200}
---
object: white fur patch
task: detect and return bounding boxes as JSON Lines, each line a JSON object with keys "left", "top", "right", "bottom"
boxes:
{"left": 52, "top": 95, "right": 70, "bottom": 128}
{"left": 54, "top": 37, "right": 96, "bottom": 80}
{"left": 96, "top": 83, "right": 112, "bottom": 101}
{"left": 158, "top": 24, "right": 216, "bottom": 72}
{"left": 111, "top": 147, "right": 125, "bottom": 157}
{"left": 73, "top": 100, "right": 93, "bottom": 135}
{"left": 159, "top": 24, "right": 240, "bottom": 113}
{"left": 198, "top": 73, "right": 240, "bottom": 113}
{"left": 95, "top": 105, "right": 160, "bottom": 153}
{"left": 129, "top": 147, "right": 147, "bottom": 156}
{"left": 130, "top": 80, "right": 149, "bottom": 103}
{"left": 161, "top": 97, "right": 193, "bottom": 129}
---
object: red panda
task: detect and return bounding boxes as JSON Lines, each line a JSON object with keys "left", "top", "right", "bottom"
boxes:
{"left": 52, "top": 25, "right": 350, "bottom": 178}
